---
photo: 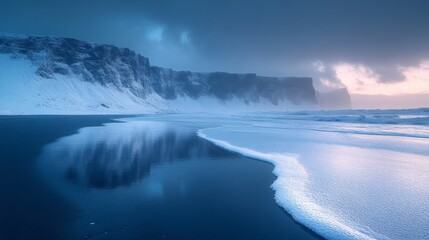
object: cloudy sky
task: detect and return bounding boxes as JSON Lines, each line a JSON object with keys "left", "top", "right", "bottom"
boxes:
{"left": 1, "top": 0, "right": 428, "bottom": 107}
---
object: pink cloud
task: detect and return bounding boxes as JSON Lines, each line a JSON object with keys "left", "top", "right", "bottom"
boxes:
{"left": 333, "top": 61, "right": 429, "bottom": 95}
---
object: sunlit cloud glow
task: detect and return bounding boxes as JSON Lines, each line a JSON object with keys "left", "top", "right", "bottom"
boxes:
{"left": 333, "top": 61, "right": 429, "bottom": 95}
{"left": 320, "top": 78, "right": 343, "bottom": 89}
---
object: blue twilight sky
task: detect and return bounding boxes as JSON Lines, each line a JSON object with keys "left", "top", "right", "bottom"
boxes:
{"left": 1, "top": 0, "right": 428, "bottom": 97}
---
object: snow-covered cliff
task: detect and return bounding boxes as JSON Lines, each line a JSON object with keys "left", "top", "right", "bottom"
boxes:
{"left": 0, "top": 34, "right": 318, "bottom": 114}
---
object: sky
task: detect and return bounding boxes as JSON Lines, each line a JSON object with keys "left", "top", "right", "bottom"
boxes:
{"left": 1, "top": 0, "right": 428, "bottom": 108}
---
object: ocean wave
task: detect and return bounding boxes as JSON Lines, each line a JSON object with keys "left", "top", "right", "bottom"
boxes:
{"left": 240, "top": 108, "right": 429, "bottom": 126}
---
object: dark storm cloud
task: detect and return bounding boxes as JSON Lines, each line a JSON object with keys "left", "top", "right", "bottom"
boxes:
{"left": 1, "top": 0, "right": 429, "bottom": 82}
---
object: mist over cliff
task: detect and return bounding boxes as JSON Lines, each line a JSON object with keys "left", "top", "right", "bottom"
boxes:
{"left": 316, "top": 88, "right": 351, "bottom": 109}
{"left": 0, "top": 34, "right": 340, "bottom": 114}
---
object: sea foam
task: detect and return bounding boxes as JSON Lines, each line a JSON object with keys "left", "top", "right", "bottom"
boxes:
{"left": 198, "top": 120, "right": 429, "bottom": 240}
{"left": 198, "top": 130, "right": 377, "bottom": 240}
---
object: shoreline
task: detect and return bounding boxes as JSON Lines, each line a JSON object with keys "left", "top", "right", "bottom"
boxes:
{"left": 197, "top": 127, "right": 374, "bottom": 240}
{"left": 2, "top": 115, "right": 322, "bottom": 239}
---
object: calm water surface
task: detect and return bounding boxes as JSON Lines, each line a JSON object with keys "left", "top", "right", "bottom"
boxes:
{"left": 0, "top": 116, "right": 319, "bottom": 240}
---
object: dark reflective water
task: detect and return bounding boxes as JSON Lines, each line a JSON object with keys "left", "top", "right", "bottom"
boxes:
{"left": 1, "top": 116, "right": 319, "bottom": 240}
{"left": 39, "top": 121, "right": 228, "bottom": 189}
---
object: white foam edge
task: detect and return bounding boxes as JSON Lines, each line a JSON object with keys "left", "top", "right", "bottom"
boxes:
{"left": 197, "top": 128, "right": 384, "bottom": 240}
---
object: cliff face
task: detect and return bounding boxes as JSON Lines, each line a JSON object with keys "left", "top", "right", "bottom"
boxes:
{"left": 316, "top": 88, "right": 352, "bottom": 109}
{"left": 148, "top": 69, "right": 316, "bottom": 105}
{"left": 0, "top": 34, "right": 318, "bottom": 113}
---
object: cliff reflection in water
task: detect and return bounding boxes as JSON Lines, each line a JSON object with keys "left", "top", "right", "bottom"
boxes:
{"left": 39, "top": 120, "right": 229, "bottom": 189}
